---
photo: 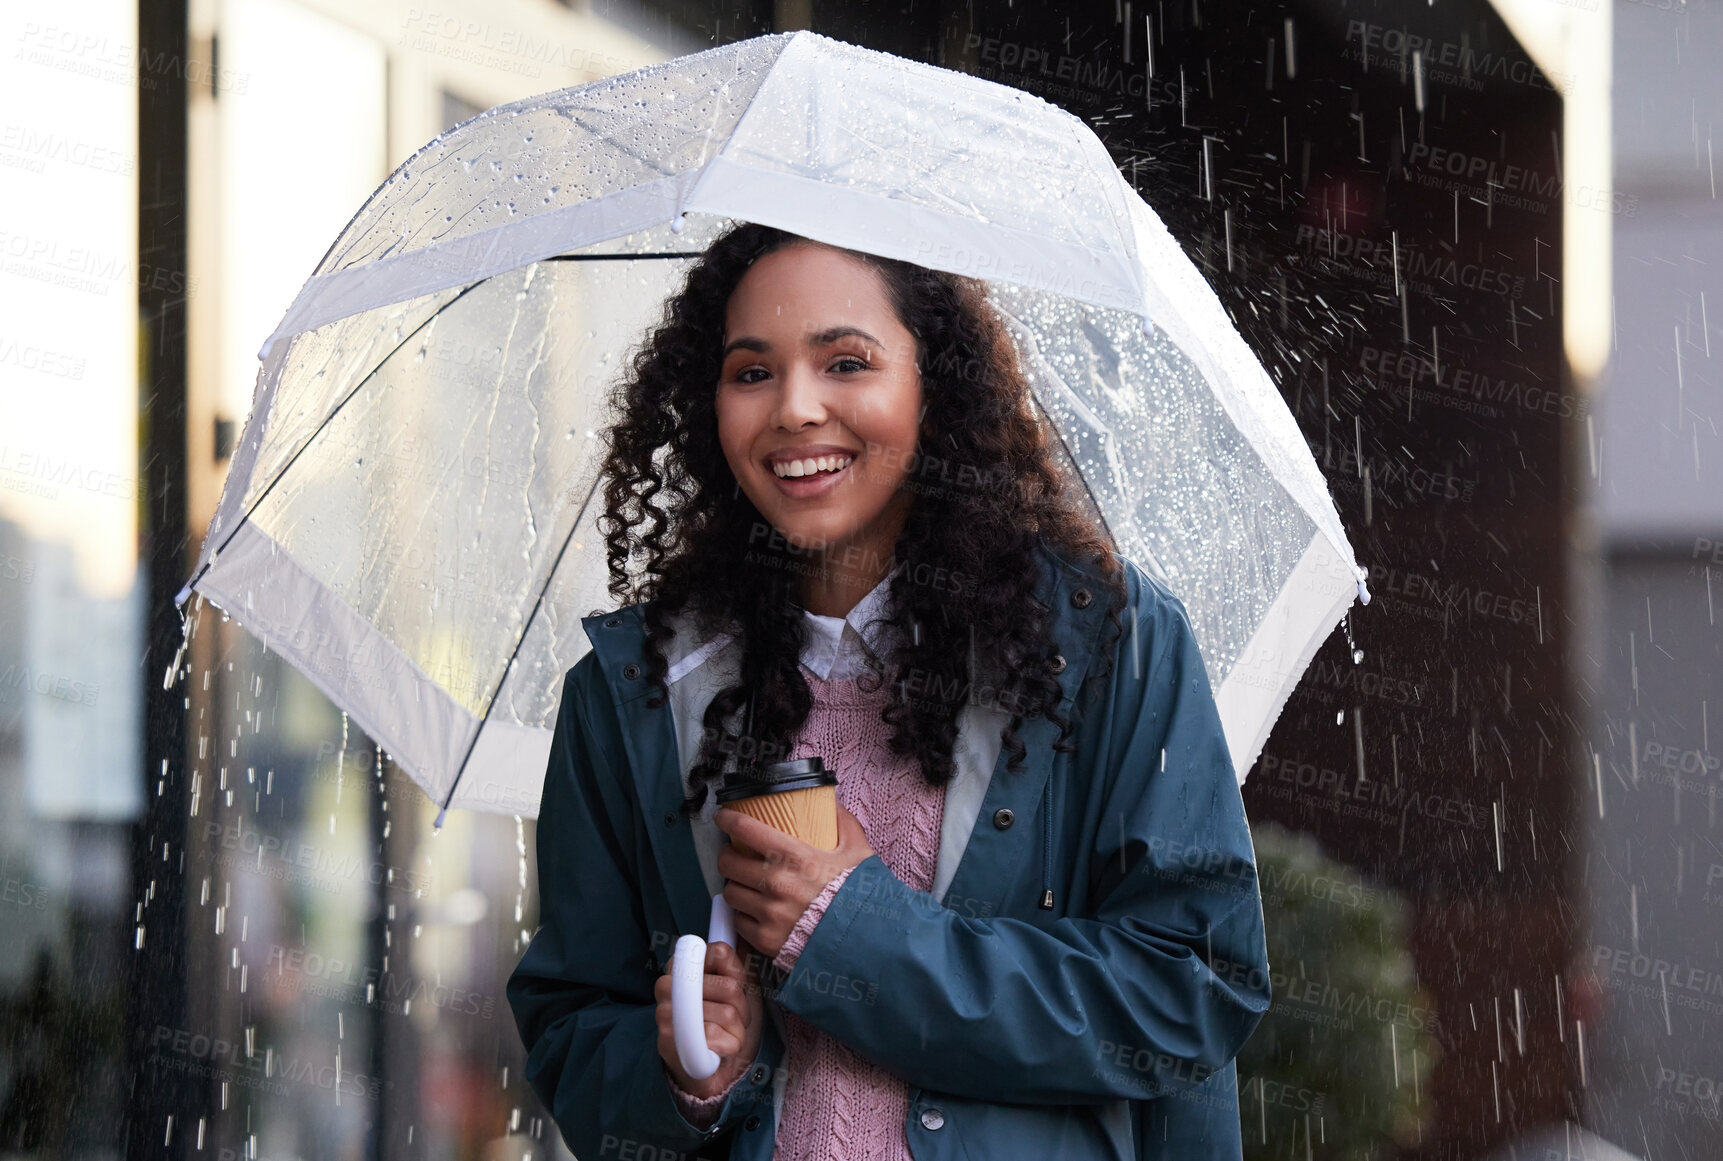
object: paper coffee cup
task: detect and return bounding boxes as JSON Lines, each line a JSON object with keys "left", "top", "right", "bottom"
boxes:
{"left": 716, "top": 757, "right": 839, "bottom": 855}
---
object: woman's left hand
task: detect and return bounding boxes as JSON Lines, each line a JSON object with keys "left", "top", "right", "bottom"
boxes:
{"left": 715, "top": 802, "right": 875, "bottom": 960}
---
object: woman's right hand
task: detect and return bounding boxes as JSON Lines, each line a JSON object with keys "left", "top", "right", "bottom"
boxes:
{"left": 655, "top": 937, "right": 764, "bottom": 1099}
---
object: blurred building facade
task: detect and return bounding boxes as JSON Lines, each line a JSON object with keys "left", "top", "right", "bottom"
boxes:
{"left": 1581, "top": 2, "right": 1723, "bottom": 1155}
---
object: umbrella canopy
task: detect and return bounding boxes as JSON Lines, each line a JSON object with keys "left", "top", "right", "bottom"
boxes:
{"left": 177, "top": 29, "right": 1369, "bottom": 822}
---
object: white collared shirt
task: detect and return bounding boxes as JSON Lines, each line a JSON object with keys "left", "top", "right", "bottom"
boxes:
{"left": 663, "top": 561, "right": 906, "bottom": 684}
{"left": 796, "top": 560, "right": 904, "bottom": 680}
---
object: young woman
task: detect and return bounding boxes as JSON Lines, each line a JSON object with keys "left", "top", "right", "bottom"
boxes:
{"left": 507, "top": 222, "right": 1271, "bottom": 1161}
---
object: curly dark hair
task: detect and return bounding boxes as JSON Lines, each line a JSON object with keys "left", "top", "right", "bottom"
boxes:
{"left": 595, "top": 221, "right": 1128, "bottom": 818}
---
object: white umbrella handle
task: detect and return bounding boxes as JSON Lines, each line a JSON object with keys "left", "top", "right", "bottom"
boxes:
{"left": 671, "top": 893, "right": 736, "bottom": 1080}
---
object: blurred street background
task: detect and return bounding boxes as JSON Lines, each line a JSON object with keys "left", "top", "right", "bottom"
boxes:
{"left": 0, "top": 0, "right": 1717, "bottom": 1158}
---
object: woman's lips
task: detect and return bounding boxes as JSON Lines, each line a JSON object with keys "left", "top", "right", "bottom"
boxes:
{"left": 769, "top": 459, "right": 852, "bottom": 498}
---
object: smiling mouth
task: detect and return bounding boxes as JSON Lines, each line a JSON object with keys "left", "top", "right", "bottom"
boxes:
{"left": 769, "top": 454, "right": 855, "bottom": 479}
{"left": 767, "top": 455, "right": 854, "bottom": 496}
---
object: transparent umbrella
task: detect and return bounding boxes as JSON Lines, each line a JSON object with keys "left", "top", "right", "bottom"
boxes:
{"left": 174, "top": 29, "right": 1370, "bottom": 827}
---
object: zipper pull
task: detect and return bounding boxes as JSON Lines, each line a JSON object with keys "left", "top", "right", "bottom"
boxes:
{"left": 1039, "top": 889, "right": 1054, "bottom": 910}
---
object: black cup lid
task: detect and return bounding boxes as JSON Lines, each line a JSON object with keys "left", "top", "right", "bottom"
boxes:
{"left": 715, "top": 756, "right": 837, "bottom": 803}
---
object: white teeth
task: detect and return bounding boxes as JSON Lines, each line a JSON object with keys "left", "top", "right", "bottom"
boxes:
{"left": 773, "top": 455, "right": 852, "bottom": 478}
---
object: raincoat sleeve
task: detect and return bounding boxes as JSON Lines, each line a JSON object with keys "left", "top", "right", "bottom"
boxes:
{"left": 507, "top": 653, "right": 754, "bottom": 1155}
{"left": 771, "top": 563, "right": 1271, "bottom": 1105}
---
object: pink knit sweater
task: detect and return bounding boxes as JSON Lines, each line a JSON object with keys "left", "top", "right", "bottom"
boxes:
{"left": 669, "top": 663, "right": 945, "bottom": 1159}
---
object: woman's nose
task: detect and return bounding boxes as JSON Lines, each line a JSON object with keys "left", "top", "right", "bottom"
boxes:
{"left": 771, "top": 361, "right": 829, "bottom": 430}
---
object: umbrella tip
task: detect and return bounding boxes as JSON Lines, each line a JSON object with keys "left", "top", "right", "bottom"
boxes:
{"left": 433, "top": 806, "right": 448, "bottom": 830}
{"left": 1356, "top": 577, "right": 1371, "bottom": 605}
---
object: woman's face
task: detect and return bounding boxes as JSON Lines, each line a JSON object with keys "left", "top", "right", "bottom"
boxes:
{"left": 716, "top": 241, "right": 922, "bottom": 572}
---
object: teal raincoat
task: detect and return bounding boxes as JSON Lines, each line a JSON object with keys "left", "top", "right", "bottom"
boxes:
{"left": 508, "top": 540, "right": 1270, "bottom": 1160}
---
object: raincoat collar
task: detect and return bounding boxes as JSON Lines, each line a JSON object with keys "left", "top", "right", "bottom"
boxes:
{"left": 579, "top": 539, "right": 1114, "bottom": 943}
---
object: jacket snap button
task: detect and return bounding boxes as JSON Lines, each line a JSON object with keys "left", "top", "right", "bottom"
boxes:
{"left": 663, "top": 813, "right": 676, "bottom": 827}
{"left": 993, "top": 807, "right": 1014, "bottom": 830}
{"left": 744, "top": 1115, "right": 762, "bottom": 1131}
{"left": 622, "top": 663, "right": 641, "bottom": 680}
{"left": 920, "top": 1107, "right": 945, "bottom": 1130}
{"left": 1049, "top": 653, "right": 1066, "bottom": 674}
{"left": 750, "top": 1064, "right": 769, "bottom": 1084}
{"left": 1070, "top": 587, "right": 1092, "bottom": 609}
{"left": 604, "top": 615, "right": 620, "bottom": 627}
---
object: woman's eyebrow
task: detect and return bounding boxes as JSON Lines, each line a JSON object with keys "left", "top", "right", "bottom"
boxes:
{"left": 720, "top": 325, "right": 881, "bottom": 360}
{"left": 720, "top": 336, "right": 768, "bottom": 359}
{"left": 813, "top": 323, "right": 882, "bottom": 346}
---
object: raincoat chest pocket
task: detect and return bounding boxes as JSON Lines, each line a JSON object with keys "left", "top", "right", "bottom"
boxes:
{"left": 906, "top": 1088, "right": 1133, "bottom": 1161}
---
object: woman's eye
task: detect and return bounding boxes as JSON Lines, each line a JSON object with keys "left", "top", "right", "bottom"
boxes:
{"left": 831, "top": 356, "right": 869, "bottom": 374}
{"left": 734, "top": 367, "right": 769, "bottom": 384}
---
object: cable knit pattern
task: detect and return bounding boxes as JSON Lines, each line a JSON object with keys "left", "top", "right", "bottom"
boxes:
{"left": 775, "top": 864, "right": 854, "bottom": 970}
{"left": 669, "top": 661, "right": 945, "bottom": 1159}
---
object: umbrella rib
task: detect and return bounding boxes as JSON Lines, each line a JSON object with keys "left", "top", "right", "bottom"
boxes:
{"left": 1028, "top": 386, "right": 1116, "bottom": 554}
{"left": 183, "top": 254, "right": 696, "bottom": 601}
{"left": 543, "top": 252, "right": 705, "bottom": 261}
{"left": 179, "top": 278, "right": 492, "bottom": 603}
{"left": 434, "top": 462, "right": 607, "bottom": 828}
{"left": 563, "top": 107, "right": 708, "bottom": 183}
